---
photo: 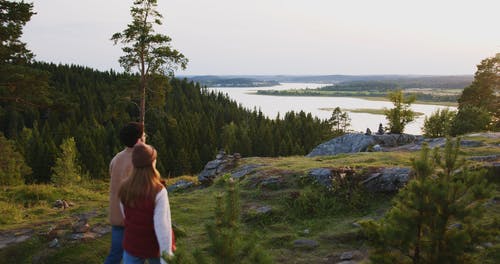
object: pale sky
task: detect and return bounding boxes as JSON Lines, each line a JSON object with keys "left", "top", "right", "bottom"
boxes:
{"left": 22, "top": 0, "right": 500, "bottom": 75}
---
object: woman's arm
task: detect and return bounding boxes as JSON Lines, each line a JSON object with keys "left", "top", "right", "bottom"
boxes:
{"left": 154, "top": 188, "right": 173, "bottom": 258}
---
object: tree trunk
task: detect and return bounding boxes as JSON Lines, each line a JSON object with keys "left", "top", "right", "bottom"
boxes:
{"left": 140, "top": 74, "right": 146, "bottom": 125}
{"left": 140, "top": 47, "right": 146, "bottom": 125}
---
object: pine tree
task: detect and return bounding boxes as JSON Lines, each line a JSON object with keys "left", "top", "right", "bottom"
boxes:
{"left": 328, "top": 107, "right": 351, "bottom": 135}
{"left": 0, "top": 132, "right": 30, "bottom": 185}
{"left": 204, "top": 180, "right": 272, "bottom": 264}
{"left": 111, "top": 0, "right": 188, "bottom": 124}
{"left": 451, "top": 105, "right": 492, "bottom": 136}
{"left": 0, "top": 0, "right": 51, "bottom": 111}
{"left": 24, "top": 123, "right": 56, "bottom": 183}
{"left": 457, "top": 54, "right": 499, "bottom": 130}
{"left": 362, "top": 138, "right": 492, "bottom": 263}
{"left": 221, "top": 122, "right": 237, "bottom": 153}
{"left": 51, "top": 137, "right": 81, "bottom": 186}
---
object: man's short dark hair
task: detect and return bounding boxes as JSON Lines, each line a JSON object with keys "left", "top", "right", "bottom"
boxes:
{"left": 120, "top": 122, "right": 144, "bottom": 147}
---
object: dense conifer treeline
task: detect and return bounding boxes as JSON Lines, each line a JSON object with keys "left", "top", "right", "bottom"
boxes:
{"left": 0, "top": 62, "right": 333, "bottom": 183}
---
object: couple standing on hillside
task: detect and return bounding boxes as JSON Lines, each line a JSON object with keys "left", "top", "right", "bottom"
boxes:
{"left": 104, "top": 122, "right": 174, "bottom": 264}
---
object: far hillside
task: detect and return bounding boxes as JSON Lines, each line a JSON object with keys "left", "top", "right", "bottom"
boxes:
{"left": 185, "top": 76, "right": 280, "bottom": 87}
{"left": 185, "top": 75, "right": 473, "bottom": 88}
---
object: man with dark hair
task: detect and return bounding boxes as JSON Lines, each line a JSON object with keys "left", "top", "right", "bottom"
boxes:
{"left": 105, "top": 122, "right": 145, "bottom": 264}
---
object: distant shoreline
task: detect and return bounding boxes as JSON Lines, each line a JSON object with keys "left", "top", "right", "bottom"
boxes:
{"left": 318, "top": 107, "right": 425, "bottom": 116}
{"left": 249, "top": 91, "right": 458, "bottom": 107}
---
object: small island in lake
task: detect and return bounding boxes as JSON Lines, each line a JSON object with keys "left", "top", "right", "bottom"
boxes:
{"left": 255, "top": 76, "right": 471, "bottom": 105}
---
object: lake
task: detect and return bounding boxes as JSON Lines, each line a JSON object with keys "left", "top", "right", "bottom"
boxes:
{"left": 208, "top": 83, "right": 456, "bottom": 135}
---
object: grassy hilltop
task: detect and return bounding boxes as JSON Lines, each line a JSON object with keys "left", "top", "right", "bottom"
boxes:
{"left": 0, "top": 134, "right": 499, "bottom": 263}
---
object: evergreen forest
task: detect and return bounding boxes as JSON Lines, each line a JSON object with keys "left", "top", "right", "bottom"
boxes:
{"left": 1, "top": 62, "right": 333, "bottom": 183}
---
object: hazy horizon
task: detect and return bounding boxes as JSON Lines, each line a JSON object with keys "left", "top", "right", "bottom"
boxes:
{"left": 23, "top": 0, "right": 499, "bottom": 76}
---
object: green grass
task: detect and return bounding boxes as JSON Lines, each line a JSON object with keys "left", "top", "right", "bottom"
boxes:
{"left": 0, "top": 236, "right": 45, "bottom": 264}
{"left": 244, "top": 152, "right": 414, "bottom": 173}
{"left": 40, "top": 235, "right": 110, "bottom": 264}
{"left": 0, "top": 183, "right": 108, "bottom": 228}
{"left": 1, "top": 140, "right": 498, "bottom": 263}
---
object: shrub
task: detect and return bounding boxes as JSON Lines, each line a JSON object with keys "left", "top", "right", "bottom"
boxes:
{"left": 10, "top": 184, "right": 58, "bottom": 207}
{"left": 285, "top": 168, "right": 371, "bottom": 218}
{"left": 384, "top": 90, "right": 416, "bottom": 134}
{"left": 423, "top": 108, "right": 456, "bottom": 137}
{"left": 0, "top": 201, "right": 23, "bottom": 224}
{"left": 213, "top": 173, "right": 232, "bottom": 187}
{"left": 51, "top": 137, "right": 81, "bottom": 186}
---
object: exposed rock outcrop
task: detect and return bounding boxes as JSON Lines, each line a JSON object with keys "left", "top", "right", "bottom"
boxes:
{"left": 306, "top": 133, "right": 490, "bottom": 156}
{"left": 167, "top": 180, "right": 194, "bottom": 193}
{"left": 402, "top": 138, "right": 484, "bottom": 151}
{"left": 361, "top": 167, "right": 411, "bottom": 192}
{"left": 198, "top": 150, "right": 241, "bottom": 185}
{"left": 467, "top": 154, "right": 499, "bottom": 162}
{"left": 0, "top": 229, "right": 33, "bottom": 250}
{"left": 0, "top": 210, "right": 110, "bottom": 251}
{"left": 307, "top": 134, "right": 377, "bottom": 157}
{"left": 306, "top": 133, "right": 417, "bottom": 157}
{"left": 372, "top": 133, "right": 417, "bottom": 147}
{"left": 307, "top": 168, "right": 334, "bottom": 187}
{"left": 306, "top": 166, "right": 410, "bottom": 192}
{"left": 231, "top": 164, "right": 262, "bottom": 180}
{"left": 259, "top": 176, "right": 285, "bottom": 189}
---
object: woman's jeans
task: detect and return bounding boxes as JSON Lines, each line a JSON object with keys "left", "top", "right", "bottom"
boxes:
{"left": 104, "top": 226, "right": 124, "bottom": 264}
{"left": 123, "top": 250, "right": 161, "bottom": 264}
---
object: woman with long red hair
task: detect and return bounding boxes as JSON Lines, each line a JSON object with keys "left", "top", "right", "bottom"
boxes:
{"left": 118, "top": 143, "right": 173, "bottom": 264}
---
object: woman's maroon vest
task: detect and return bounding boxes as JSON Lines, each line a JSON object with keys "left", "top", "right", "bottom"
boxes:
{"left": 123, "top": 197, "right": 160, "bottom": 258}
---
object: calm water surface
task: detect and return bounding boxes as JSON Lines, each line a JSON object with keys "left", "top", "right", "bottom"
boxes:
{"left": 208, "top": 83, "right": 456, "bottom": 135}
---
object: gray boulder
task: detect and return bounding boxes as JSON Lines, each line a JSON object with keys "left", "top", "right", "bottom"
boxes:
{"left": 198, "top": 151, "right": 240, "bottom": 184}
{"left": 373, "top": 133, "right": 417, "bottom": 147}
{"left": 468, "top": 154, "right": 499, "bottom": 162}
{"left": 293, "top": 239, "right": 319, "bottom": 249}
{"left": 307, "top": 134, "right": 376, "bottom": 157}
{"left": 167, "top": 180, "right": 194, "bottom": 193}
{"left": 259, "top": 176, "right": 285, "bottom": 189}
{"left": 255, "top": 205, "right": 272, "bottom": 214}
{"left": 405, "top": 138, "right": 484, "bottom": 151}
{"left": 231, "top": 164, "right": 261, "bottom": 180}
{"left": 48, "top": 238, "right": 60, "bottom": 248}
{"left": 307, "top": 168, "right": 333, "bottom": 188}
{"left": 340, "top": 250, "right": 364, "bottom": 261}
{"left": 306, "top": 133, "right": 418, "bottom": 157}
{"left": 461, "top": 140, "right": 484, "bottom": 147}
{"left": 361, "top": 167, "right": 411, "bottom": 192}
